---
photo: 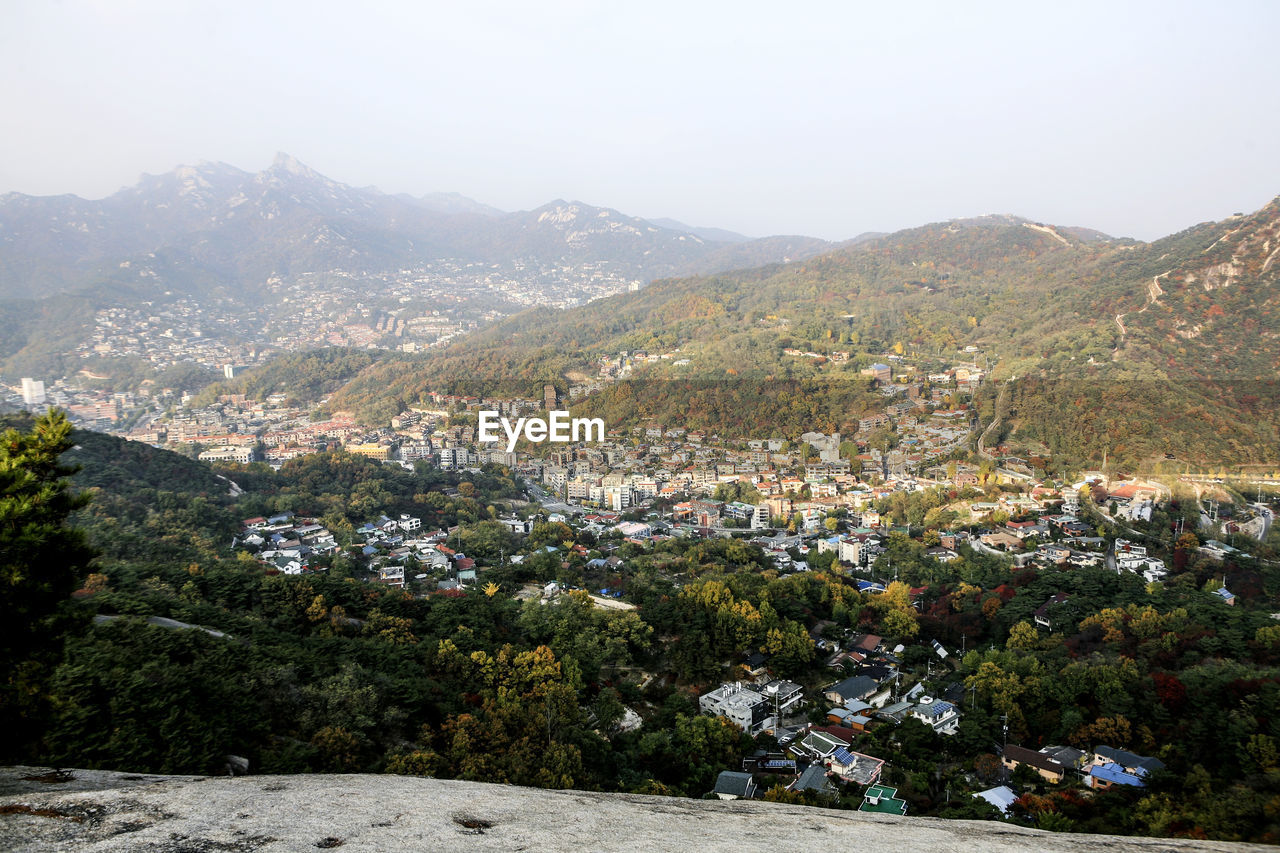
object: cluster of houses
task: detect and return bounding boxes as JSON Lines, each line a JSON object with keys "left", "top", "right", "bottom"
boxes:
{"left": 237, "top": 510, "right": 532, "bottom": 592}
{"left": 237, "top": 512, "right": 339, "bottom": 574}
{"left": 705, "top": 666, "right": 1163, "bottom": 816}
{"left": 1000, "top": 743, "right": 1165, "bottom": 792}
{"left": 702, "top": 633, "right": 965, "bottom": 811}
{"left": 699, "top": 619, "right": 1171, "bottom": 816}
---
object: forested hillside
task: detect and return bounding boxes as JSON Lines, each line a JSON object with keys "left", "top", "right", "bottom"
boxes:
{"left": 319, "top": 198, "right": 1280, "bottom": 467}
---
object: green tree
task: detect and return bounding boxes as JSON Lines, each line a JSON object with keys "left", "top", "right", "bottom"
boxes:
{"left": 0, "top": 411, "right": 95, "bottom": 759}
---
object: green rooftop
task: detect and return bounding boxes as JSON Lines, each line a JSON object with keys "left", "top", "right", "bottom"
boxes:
{"left": 859, "top": 784, "right": 908, "bottom": 815}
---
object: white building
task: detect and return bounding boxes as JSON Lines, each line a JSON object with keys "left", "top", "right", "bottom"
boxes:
{"left": 199, "top": 445, "right": 255, "bottom": 464}
{"left": 20, "top": 378, "right": 46, "bottom": 406}
{"left": 438, "top": 447, "right": 472, "bottom": 470}
{"left": 909, "top": 697, "right": 960, "bottom": 735}
{"left": 699, "top": 680, "right": 804, "bottom": 736}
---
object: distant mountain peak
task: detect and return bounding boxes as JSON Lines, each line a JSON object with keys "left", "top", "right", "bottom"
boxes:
{"left": 648, "top": 217, "right": 752, "bottom": 244}
{"left": 269, "top": 152, "right": 323, "bottom": 180}
{"left": 404, "top": 192, "right": 504, "bottom": 217}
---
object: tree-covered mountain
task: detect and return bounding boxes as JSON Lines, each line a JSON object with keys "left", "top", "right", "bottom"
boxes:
{"left": 320, "top": 197, "right": 1280, "bottom": 467}
{"left": 0, "top": 154, "right": 833, "bottom": 303}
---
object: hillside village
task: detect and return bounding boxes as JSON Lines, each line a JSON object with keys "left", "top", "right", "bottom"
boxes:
{"left": 146, "top": 362, "right": 1275, "bottom": 824}
{"left": 4, "top": 270, "right": 1279, "bottom": 840}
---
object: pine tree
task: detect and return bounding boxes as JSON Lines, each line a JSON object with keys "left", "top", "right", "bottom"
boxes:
{"left": 0, "top": 410, "right": 95, "bottom": 758}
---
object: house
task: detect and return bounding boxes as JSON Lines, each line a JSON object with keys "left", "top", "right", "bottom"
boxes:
{"left": 980, "top": 531, "right": 1023, "bottom": 551}
{"left": 909, "top": 697, "right": 960, "bottom": 735}
{"left": 741, "top": 751, "right": 797, "bottom": 775}
{"left": 1001, "top": 744, "right": 1067, "bottom": 783}
{"left": 1036, "top": 544, "right": 1071, "bottom": 565}
{"left": 789, "top": 764, "right": 838, "bottom": 798}
{"left": 969, "top": 502, "right": 1001, "bottom": 520}
{"left": 1034, "top": 593, "right": 1070, "bottom": 631}
{"left": 1085, "top": 745, "right": 1164, "bottom": 789}
{"left": 1202, "top": 540, "right": 1242, "bottom": 560}
{"left": 858, "top": 784, "right": 908, "bottom": 815}
{"left": 1087, "top": 762, "right": 1148, "bottom": 789}
{"left": 1214, "top": 586, "right": 1236, "bottom": 606}
{"left": 824, "top": 675, "right": 879, "bottom": 706}
{"left": 827, "top": 747, "right": 884, "bottom": 785}
{"left": 861, "top": 363, "right": 892, "bottom": 383}
{"left": 1039, "top": 745, "right": 1089, "bottom": 771}
{"left": 712, "top": 770, "right": 757, "bottom": 800}
{"left": 850, "top": 634, "right": 882, "bottom": 655}
{"left": 826, "top": 707, "right": 876, "bottom": 732}
{"left": 973, "top": 785, "right": 1018, "bottom": 816}
{"left": 739, "top": 651, "right": 769, "bottom": 678}
{"left": 1013, "top": 524, "right": 1050, "bottom": 541}
{"left": 792, "top": 726, "right": 856, "bottom": 762}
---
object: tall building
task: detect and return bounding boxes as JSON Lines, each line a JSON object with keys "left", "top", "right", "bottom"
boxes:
{"left": 21, "top": 378, "right": 46, "bottom": 406}
{"left": 543, "top": 383, "right": 558, "bottom": 411}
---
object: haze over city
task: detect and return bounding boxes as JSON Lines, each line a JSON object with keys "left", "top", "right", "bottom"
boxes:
{"left": 3, "top": 0, "right": 1279, "bottom": 241}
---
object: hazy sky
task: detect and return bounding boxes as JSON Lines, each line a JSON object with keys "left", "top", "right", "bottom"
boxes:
{"left": 3, "top": 0, "right": 1278, "bottom": 241}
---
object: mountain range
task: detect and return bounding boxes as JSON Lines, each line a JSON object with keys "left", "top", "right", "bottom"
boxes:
{"left": 0, "top": 153, "right": 833, "bottom": 303}
{"left": 316, "top": 195, "right": 1280, "bottom": 468}
{"left": 3, "top": 153, "right": 1277, "bottom": 467}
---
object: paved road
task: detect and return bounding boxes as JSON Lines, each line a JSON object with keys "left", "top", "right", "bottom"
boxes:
{"left": 1253, "top": 504, "right": 1274, "bottom": 543}
{"left": 976, "top": 382, "right": 1010, "bottom": 462}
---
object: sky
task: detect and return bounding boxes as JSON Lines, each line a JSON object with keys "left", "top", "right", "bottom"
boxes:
{"left": 2, "top": 0, "right": 1279, "bottom": 241}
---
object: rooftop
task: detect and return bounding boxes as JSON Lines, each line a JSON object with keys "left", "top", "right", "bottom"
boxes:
{"left": 859, "top": 784, "right": 908, "bottom": 815}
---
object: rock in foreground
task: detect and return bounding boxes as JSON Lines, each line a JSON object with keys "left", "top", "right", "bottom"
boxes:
{"left": 0, "top": 766, "right": 1266, "bottom": 852}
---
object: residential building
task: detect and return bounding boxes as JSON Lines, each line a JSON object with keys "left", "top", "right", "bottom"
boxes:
{"left": 712, "top": 771, "right": 757, "bottom": 801}
{"left": 909, "top": 697, "right": 960, "bottom": 735}
{"left": 1085, "top": 745, "right": 1164, "bottom": 789}
{"left": 824, "top": 675, "right": 879, "bottom": 706}
{"left": 699, "top": 680, "right": 803, "bottom": 736}
{"left": 858, "top": 784, "right": 908, "bottom": 815}
{"left": 789, "top": 764, "right": 838, "bottom": 798}
{"left": 973, "top": 785, "right": 1017, "bottom": 816}
{"left": 827, "top": 747, "right": 884, "bottom": 785}
{"left": 1001, "top": 745, "right": 1067, "bottom": 783}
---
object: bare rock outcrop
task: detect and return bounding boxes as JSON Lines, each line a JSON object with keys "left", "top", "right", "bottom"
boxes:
{"left": 0, "top": 766, "right": 1268, "bottom": 852}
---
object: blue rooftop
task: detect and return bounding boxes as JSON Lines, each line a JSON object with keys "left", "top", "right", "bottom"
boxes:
{"left": 1089, "top": 763, "right": 1145, "bottom": 787}
{"left": 918, "top": 700, "right": 954, "bottom": 718}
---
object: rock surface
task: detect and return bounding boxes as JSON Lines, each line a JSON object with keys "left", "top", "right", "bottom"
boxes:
{"left": 0, "top": 766, "right": 1267, "bottom": 852}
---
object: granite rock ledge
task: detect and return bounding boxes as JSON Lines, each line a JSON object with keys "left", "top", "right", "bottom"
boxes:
{"left": 0, "top": 766, "right": 1268, "bottom": 852}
